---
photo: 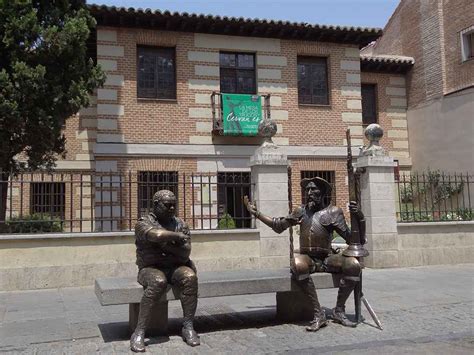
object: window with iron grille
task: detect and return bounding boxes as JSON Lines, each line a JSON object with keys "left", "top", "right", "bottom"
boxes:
{"left": 30, "top": 182, "right": 66, "bottom": 219}
{"left": 300, "top": 171, "right": 336, "bottom": 206}
{"left": 361, "top": 84, "right": 377, "bottom": 126}
{"left": 137, "top": 171, "right": 179, "bottom": 216}
{"left": 219, "top": 52, "right": 256, "bottom": 94}
{"left": 297, "top": 57, "right": 329, "bottom": 105}
{"left": 217, "top": 172, "right": 252, "bottom": 228}
{"left": 137, "top": 46, "right": 176, "bottom": 99}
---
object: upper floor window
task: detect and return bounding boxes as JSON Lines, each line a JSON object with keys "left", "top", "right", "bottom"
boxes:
{"left": 460, "top": 26, "right": 474, "bottom": 62}
{"left": 137, "top": 46, "right": 176, "bottom": 99}
{"left": 361, "top": 84, "right": 377, "bottom": 126}
{"left": 219, "top": 52, "right": 256, "bottom": 94}
{"left": 297, "top": 57, "right": 329, "bottom": 105}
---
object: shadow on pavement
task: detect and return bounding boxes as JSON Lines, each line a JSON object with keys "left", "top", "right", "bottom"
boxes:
{"left": 98, "top": 308, "right": 284, "bottom": 342}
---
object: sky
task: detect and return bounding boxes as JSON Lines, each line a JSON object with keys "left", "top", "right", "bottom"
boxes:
{"left": 87, "top": 0, "right": 400, "bottom": 29}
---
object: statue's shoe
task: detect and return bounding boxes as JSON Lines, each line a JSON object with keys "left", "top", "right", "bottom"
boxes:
{"left": 182, "top": 327, "right": 200, "bottom": 346}
{"left": 130, "top": 331, "right": 146, "bottom": 352}
{"left": 306, "top": 315, "right": 328, "bottom": 332}
{"left": 331, "top": 308, "right": 357, "bottom": 327}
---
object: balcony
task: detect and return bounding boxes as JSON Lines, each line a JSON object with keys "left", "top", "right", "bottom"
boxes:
{"left": 211, "top": 92, "right": 272, "bottom": 136}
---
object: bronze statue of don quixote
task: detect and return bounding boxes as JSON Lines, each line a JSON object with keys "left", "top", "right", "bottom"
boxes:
{"left": 245, "top": 128, "right": 381, "bottom": 331}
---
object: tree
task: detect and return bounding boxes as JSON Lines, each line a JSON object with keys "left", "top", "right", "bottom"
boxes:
{"left": 0, "top": 0, "right": 105, "bottom": 221}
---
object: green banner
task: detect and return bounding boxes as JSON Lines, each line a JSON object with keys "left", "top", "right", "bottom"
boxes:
{"left": 221, "top": 93, "right": 262, "bottom": 136}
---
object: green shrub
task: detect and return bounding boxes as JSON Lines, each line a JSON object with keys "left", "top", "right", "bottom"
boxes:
{"left": 400, "top": 185, "right": 413, "bottom": 203}
{"left": 218, "top": 213, "right": 236, "bottom": 229}
{"left": 456, "top": 208, "right": 473, "bottom": 221}
{"left": 6, "top": 214, "right": 63, "bottom": 233}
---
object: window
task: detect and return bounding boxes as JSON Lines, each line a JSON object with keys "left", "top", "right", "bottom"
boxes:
{"left": 361, "top": 84, "right": 377, "bottom": 125}
{"left": 30, "top": 182, "right": 66, "bottom": 219}
{"left": 217, "top": 172, "right": 252, "bottom": 228}
{"left": 137, "top": 171, "right": 178, "bottom": 216}
{"left": 297, "top": 57, "right": 329, "bottom": 105}
{"left": 137, "top": 46, "right": 176, "bottom": 99}
{"left": 300, "top": 171, "right": 336, "bottom": 206}
{"left": 219, "top": 52, "right": 256, "bottom": 94}
{"left": 461, "top": 26, "right": 474, "bottom": 62}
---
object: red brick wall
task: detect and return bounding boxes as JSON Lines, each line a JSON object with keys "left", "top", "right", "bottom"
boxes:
{"left": 442, "top": 0, "right": 474, "bottom": 93}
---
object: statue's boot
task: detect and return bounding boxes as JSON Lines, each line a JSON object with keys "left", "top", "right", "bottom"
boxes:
{"left": 174, "top": 267, "right": 200, "bottom": 346}
{"left": 332, "top": 279, "right": 357, "bottom": 327}
{"left": 131, "top": 272, "right": 168, "bottom": 353}
{"left": 180, "top": 292, "right": 200, "bottom": 346}
{"left": 299, "top": 277, "right": 328, "bottom": 332}
{"left": 130, "top": 296, "right": 155, "bottom": 352}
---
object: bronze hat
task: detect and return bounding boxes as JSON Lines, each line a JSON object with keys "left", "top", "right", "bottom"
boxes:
{"left": 300, "top": 177, "right": 332, "bottom": 197}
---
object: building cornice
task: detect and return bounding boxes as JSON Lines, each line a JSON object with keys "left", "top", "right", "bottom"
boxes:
{"left": 89, "top": 4, "right": 382, "bottom": 48}
{"left": 360, "top": 54, "right": 414, "bottom": 74}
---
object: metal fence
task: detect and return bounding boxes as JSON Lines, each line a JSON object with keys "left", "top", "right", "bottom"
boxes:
{"left": 0, "top": 171, "right": 255, "bottom": 233}
{"left": 396, "top": 171, "right": 473, "bottom": 222}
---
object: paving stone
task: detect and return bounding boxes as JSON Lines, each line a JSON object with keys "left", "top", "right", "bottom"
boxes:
{"left": 0, "top": 265, "right": 472, "bottom": 354}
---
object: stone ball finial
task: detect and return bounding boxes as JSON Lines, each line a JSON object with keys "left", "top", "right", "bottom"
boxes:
{"left": 258, "top": 118, "right": 278, "bottom": 148}
{"left": 258, "top": 119, "right": 277, "bottom": 138}
{"left": 364, "top": 123, "right": 384, "bottom": 142}
{"left": 361, "top": 123, "right": 386, "bottom": 157}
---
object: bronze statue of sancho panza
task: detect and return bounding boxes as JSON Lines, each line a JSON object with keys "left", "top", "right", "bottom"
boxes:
{"left": 245, "top": 177, "right": 367, "bottom": 331}
{"left": 130, "top": 190, "right": 200, "bottom": 352}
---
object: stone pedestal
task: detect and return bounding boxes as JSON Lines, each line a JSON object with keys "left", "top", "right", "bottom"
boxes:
{"left": 250, "top": 145, "right": 290, "bottom": 269}
{"left": 354, "top": 156, "right": 399, "bottom": 268}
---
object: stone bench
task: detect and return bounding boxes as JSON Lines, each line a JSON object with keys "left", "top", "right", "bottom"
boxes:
{"left": 95, "top": 268, "right": 341, "bottom": 335}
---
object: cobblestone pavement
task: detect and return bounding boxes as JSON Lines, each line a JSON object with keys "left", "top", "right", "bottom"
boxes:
{"left": 0, "top": 264, "right": 473, "bottom": 354}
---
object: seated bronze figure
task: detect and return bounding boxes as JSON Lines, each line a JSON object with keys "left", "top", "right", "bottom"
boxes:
{"left": 245, "top": 177, "right": 367, "bottom": 331}
{"left": 130, "top": 190, "right": 200, "bottom": 352}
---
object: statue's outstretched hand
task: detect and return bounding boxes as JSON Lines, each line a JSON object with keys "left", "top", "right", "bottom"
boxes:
{"left": 243, "top": 195, "right": 259, "bottom": 217}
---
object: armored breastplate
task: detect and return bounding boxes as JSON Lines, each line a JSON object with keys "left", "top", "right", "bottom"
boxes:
{"left": 299, "top": 208, "right": 332, "bottom": 256}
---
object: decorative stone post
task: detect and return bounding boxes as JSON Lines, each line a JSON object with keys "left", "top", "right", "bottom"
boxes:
{"left": 354, "top": 124, "right": 399, "bottom": 268}
{"left": 249, "top": 119, "right": 290, "bottom": 269}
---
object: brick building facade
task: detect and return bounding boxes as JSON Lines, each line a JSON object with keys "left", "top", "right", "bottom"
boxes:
{"left": 7, "top": 4, "right": 419, "bottom": 232}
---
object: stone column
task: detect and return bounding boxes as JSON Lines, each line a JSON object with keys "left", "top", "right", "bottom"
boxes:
{"left": 250, "top": 145, "right": 290, "bottom": 269}
{"left": 355, "top": 155, "right": 399, "bottom": 268}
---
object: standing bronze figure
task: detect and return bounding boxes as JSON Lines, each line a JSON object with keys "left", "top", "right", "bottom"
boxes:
{"left": 131, "top": 190, "right": 200, "bottom": 352}
{"left": 245, "top": 178, "right": 367, "bottom": 331}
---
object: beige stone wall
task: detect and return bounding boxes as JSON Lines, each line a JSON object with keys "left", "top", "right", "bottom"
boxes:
{"left": 397, "top": 222, "right": 474, "bottom": 267}
{"left": 0, "top": 230, "right": 268, "bottom": 291}
{"left": 407, "top": 87, "right": 474, "bottom": 174}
